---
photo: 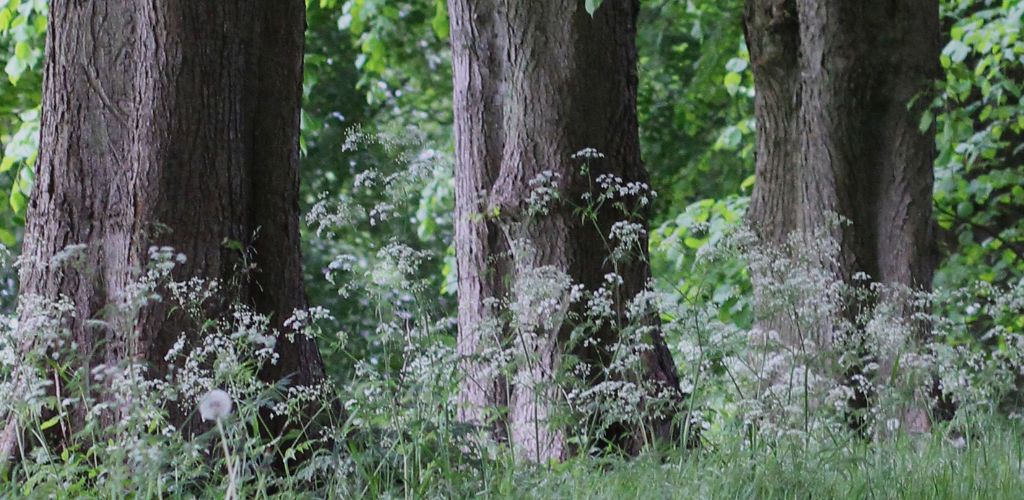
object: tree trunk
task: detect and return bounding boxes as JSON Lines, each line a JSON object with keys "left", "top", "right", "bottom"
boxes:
{"left": 744, "top": 0, "right": 939, "bottom": 428}
{"left": 5, "top": 0, "right": 323, "bottom": 448}
{"left": 449, "top": 0, "right": 682, "bottom": 461}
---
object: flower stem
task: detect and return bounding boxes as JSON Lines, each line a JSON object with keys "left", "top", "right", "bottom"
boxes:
{"left": 216, "top": 418, "right": 237, "bottom": 500}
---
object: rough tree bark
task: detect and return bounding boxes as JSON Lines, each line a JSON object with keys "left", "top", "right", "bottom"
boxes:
{"left": 2, "top": 0, "right": 324, "bottom": 457}
{"left": 448, "top": 0, "right": 682, "bottom": 461}
{"left": 744, "top": 0, "right": 940, "bottom": 427}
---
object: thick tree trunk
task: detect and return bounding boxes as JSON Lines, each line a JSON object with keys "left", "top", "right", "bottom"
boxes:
{"left": 6, "top": 0, "right": 323, "bottom": 447}
{"left": 449, "top": 0, "right": 682, "bottom": 461}
{"left": 744, "top": 0, "right": 939, "bottom": 427}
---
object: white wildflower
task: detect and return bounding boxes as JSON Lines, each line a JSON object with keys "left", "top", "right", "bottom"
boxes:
{"left": 526, "top": 170, "right": 561, "bottom": 215}
{"left": 571, "top": 147, "right": 605, "bottom": 159}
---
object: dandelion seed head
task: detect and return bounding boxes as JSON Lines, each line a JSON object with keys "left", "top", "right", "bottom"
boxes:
{"left": 199, "top": 389, "right": 233, "bottom": 421}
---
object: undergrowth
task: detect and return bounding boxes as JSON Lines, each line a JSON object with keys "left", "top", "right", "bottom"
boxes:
{"left": 1, "top": 136, "right": 1023, "bottom": 498}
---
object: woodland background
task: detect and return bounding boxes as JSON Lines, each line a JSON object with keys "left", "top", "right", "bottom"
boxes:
{"left": 1, "top": 0, "right": 1024, "bottom": 497}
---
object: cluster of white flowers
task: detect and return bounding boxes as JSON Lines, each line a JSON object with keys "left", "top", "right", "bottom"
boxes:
{"left": 571, "top": 147, "right": 606, "bottom": 160}
{"left": 509, "top": 264, "right": 574, "bottom": 333}
{"left": 148, "top": 245, "right": 188, "bottom": 274}
{"left": 609, "top": 221, "right": 646, "bottom": 261}
{"left": 526, "top": 170, "right": 562, "bottom": 216}
{"left": 625, "top": 288, "right": 659, "bottom": 321}
{"left": 609, "top": 220, "right": 646, "bottom": 244}
{"left": 352, "top": 169, "right": 380, "bottom": 190}
{"left": 674, "top": 219, "right": 1024, "bottom": 440}
{"left": 594, "top": 174, "right": 657, "bottom": 207}
{"left": 0, "top": 295, "right": 75, "bottom": 419}
{"left": 272, "top": 381, "right": 336, "bottom": 420}
{"left": 49, "top": 243, "right": 89, "bottom": 269}
{"left": 283, "top": 306, "right": 333, "bottom": 343}
{"left": 115, "top": 246, "right": 188, "bottom": 316}
{"left": 324, "top": 254, "right": 362, "bottom": 298}
{"left": 567, "top": 379, "right": 645, "bottom": 423}
{"left": 585, "top": 286, "right": 616, "bottom": 321}
{"left": 15, "top": 129, "right": 1024, "bottom": 494}
{"left": 371, "top": 242, "right": 431, "bottom": 291}
{"left": 306, "top": 195, "right": 367, "bottom": 238}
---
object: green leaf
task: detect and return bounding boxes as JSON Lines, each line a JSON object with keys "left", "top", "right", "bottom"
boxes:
{"left": 40, "top": 415, "right": 61, "bottom": 430}
{"left": 714, "top": 126, "right": 742, "bottom": 150}
{"left": 723, "top": 72, "right": 742, "bottom": 95}
{"left": 10, "top": 187, "right": 26, "bottom": 214}
{"left": 14, "top": 40, "right": 29, "bottom": 60}
{"left": 585, "top": 0, "right": 603, "bottom": 16}
{"left": 18, "top": 165, "right": 34, "bottom": 195}
{"left": 889, "top": 352, "right": 901, "bottom": 384}
{"left": 683, "top": 236, "right": 706, "bottom": 249}
{"left": 725, "top": 57, "right": 748, "bottom": 73}
{"left": 944, "top": 40, "right": 971, "bottom": 64}
{"left": 956, "top": 201, "right": 974, "bottom": 218}
{"left": 5, "top": 56, "right": 25, "bottom": 84}
{"left": 32, "top": 10, "right": 44, "bottom": 32}
{"left": 221, "top": 237, "right": 244, "bottom": 253}
{"left": 740, "top": 174, "right": 756, "bottom": 192}
{"left": 0, "top": 228, "right": 15, "bottom": 247}
{"left": 919, "top": 109, "right": 933, "bottom": 133}
{"left": 431, "top": 0, "right": 449, "bottom": 40}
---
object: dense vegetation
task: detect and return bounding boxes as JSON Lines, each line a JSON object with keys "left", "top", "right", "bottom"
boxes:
{"left": 1, "top": 0, "right": 1024, "bottom": 497}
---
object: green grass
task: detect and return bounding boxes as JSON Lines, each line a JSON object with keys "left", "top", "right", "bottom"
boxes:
{"left": 4, "top": 421, "right": 1022, "bottom": 498}
{"left": 467, "top": 424, "right": 1024, "bottom": 499}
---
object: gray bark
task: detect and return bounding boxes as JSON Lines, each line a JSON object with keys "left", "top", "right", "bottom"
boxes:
{"left": 449, "top": 0, "right": 682, "bottom": 461}
{"left": 7, "top": 0, "right": 323, "bottom": 446}
{"left": 744, "top": 0, "right": 940, "bottom": 427}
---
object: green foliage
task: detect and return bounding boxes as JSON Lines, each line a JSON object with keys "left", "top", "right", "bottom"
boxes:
{"left": 637, "top": 0, "right": 753, "bottom": 216}
{"left": 336, "top": 0, "right": 452, "bottom": 139}
{"left": 303, "top": 129, "right": 454, "bottom": 381}
{"left": 651, "top": 190, "right": 753, "bottom": 327}
{"left": 931, "top": 0, "right": 1024, "bottom": 290}
{"left": 634, "top": 0, "right": 757, "bottom": 331}
{"left": 0, "top": 0, "right": 44, "bottom": 241}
